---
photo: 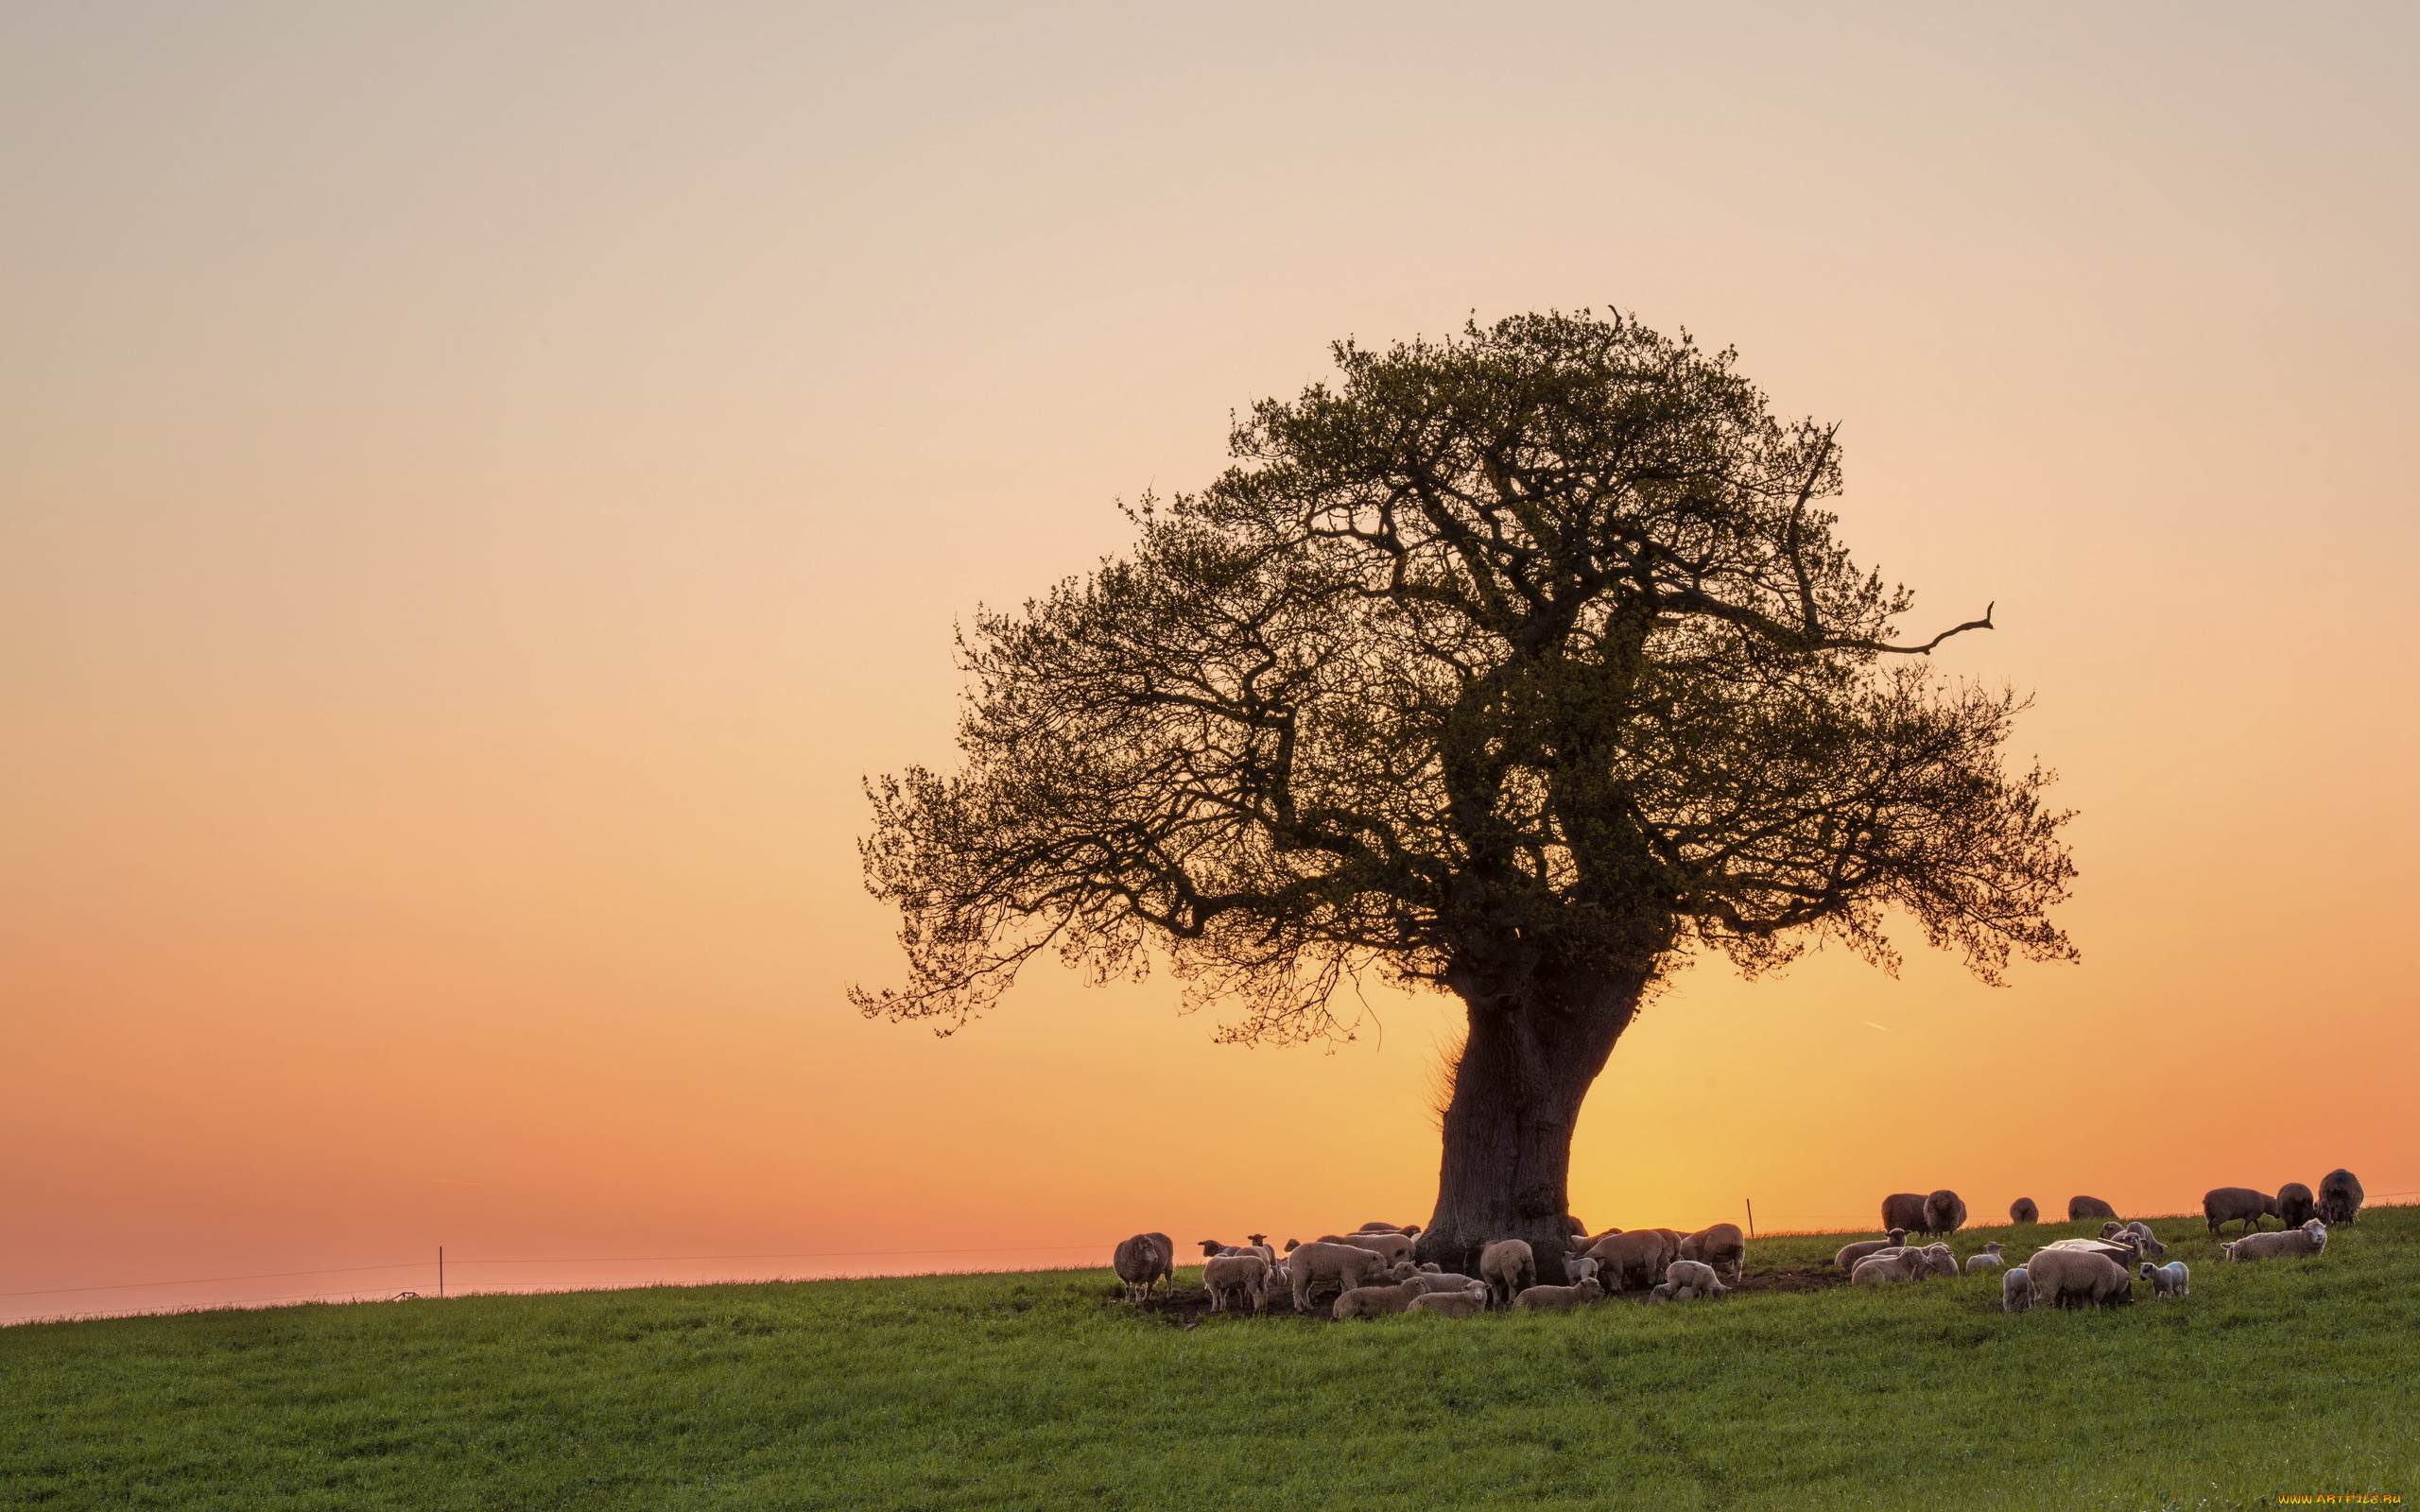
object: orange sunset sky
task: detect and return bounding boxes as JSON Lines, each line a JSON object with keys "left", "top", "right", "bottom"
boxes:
{"left": 4, "top": 6, "right": 2415, "bottom": 1324}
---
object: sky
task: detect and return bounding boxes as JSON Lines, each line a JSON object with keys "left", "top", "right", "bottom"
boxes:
{"left": 3, "top": 3, "right": 2415, "bottom": 1325}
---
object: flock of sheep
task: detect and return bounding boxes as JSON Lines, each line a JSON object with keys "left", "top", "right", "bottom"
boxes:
{"left": 1107, "top": 1167, "right": 2366, "bottom": 1322}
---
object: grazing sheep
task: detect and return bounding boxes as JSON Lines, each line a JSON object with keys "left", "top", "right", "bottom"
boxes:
{"left": 2273, "top": 1183, "right": 2316, "bottom": 1228}
{"left": 1287, "top": 1241, "right": 1393, "bottom": 1312}
{"left": 1480, "top": 1240, "right": 1538, "bottom": 1307}
{"left": 2141, "top": 1261, "right": 2190, "bottom": 1299}
{"left": 1663, "top": 1260, "right": 1729, "bottom": 1297}
{"left": 2224, "top": 1220, "right": 2328, "bottom": 1263}
{"left": 1852, "top": 1250, "right": 1926, "bottom": 1285}
{"left": 2042, "top": 1236, "right": 2143, "bottom": 1269}
{"left": 2001, "top": 1266, "right": 2033, "bottom": 1313}
{"left": 2123, "top": 1222, "right": 2169, "bottom": 1258}
{"left": 1322, "top": 1230, "right": 1418, "bottom": 1266}
{"left": 2318, "top": 1169, "right": 2364, "bottom": 1226}
{"left": 1679, "top": 1224, "right": 1747, "bottom": 1281}
{"left": 2009, "top": 1197, "right": 2040, "bottom": 1225}
{"left": 1964, "top": 1243, "right": 2007, "bottom": 1275}
{"left": 1565, "top": 1257, "right": 1601, "bottom": 1287}
{"left": 1880, "top": 1193, "right": 1930, "bottom": 1234}
{"left": 1407, "top": 1284, "right": 1489, "bottom": 1318}
{"left": 1513, "top": 1276, "right": 1604, "bottom": 1311}
{"left": 1924, "top": 1191, "right": 1968, "bottom": 1238}
{"left": 1114, "top": 1233, "right": 1173, "bottom": 1302}
{"left": 2203, "top": 1187, "right": 2276, "bottom": 1238}
{"left": 1834, "top": 1229, "right": 1910, "bottom": 1271}
{"left": 1203, "top": 1253, "right": 1270, "bottom": 1314}
{"left": 1334, "top": 1280, "right": 1427, "bottom": 1319}
{"left": 1583, "top": 1230, "right": 1670, "bottom": 1292}
{"left": 2067, "top": 1195, "right": 2118, "bottom": 1222}
{"left": 2026, "top": 1246, "right": 2135, "bottom": 1309}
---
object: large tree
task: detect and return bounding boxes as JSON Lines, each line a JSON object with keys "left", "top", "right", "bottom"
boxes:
{"left": 854, "top": 311, "right": 2075, "bottom": 1276}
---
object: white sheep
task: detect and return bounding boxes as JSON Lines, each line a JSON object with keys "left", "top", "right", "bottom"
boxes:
{"left": 1480, "top": 1240, "right": 1537, "bottom": 1307}
{"left": 2001, "top": 1265, "right": 2032, "bottom": 1313}
{"left": 2141, "top": 1260, "right": 2190, "bottom": 1299}
{"left": 1512, "top": 1277, "right": 1603, "bottom": 1311}
{"left": 2223, "top": 1219, "right": 2327, "bottom": 1263}
{"left": 1852, "top": 1250, "right": 1924, "bottom": 1285}
{"left": 1407, "top": 1282, "right": 1489, "bottom": 1318}
{"left": 1564, "top": 1256, "right": 1601, "bottom": 1287}
{"left": 1202, "top": 1253, "right": 1270, "bottom": 1314}
{"left": 1963, "top": 1243, "right": 2007, "bottom": 1275}
{"left": 1662, "top": 1260, "right": 1729, "bottom": 1297}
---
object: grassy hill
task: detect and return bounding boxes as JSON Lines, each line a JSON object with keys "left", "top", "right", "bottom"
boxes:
{"left": 4, "top": 1209, "right": 2413, "bottom": 1510}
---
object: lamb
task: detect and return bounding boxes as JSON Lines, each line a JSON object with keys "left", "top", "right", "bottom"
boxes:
{"left": 1286, "top": 1241, "right": 1393, "bottom": 1312}
{"left": 2026, "top": 1246, "right": 2135, "bottom": 1309}
{"left": 2203, "top": 1186, "right": 2276, "bottom": 1238}
{"left": 1113, "top": 1233, "right": 1174, "bottom": 1302}
{"left": 1924, "top": 1190, "right": 1968, "bottom": 1238}
{"left": 1199, "top": 1238, "right": 1276, "bottom": 1263}
{"left": 1663, "top": 1260, "right": 1729, "bottom": 1297}
{"left": 2001, "top": 1265, "right": 2033, "bottom": 1313}
{"left": 2009, "top": 1197, "right": 2040, "bottom": 1225}
{"left": 1513, "top": 1276, "right": 1603, "bottom": 1311}
{"left": 1963, "top": 1243, "right": 2007, "bottom": 1275}
{"left": 1479, "top": 1239, "right": 1538, "bottom": 1307}
{"left": 2273, "top": 1183, "right": 2316, "bottom": 1228}
{"left": 2317, "top": 1169, "right": 2364, "bottom": 1225}
{"left": 1564, "top": 1257, "right": 1601, "bottom": 1287}
{"left": 1407, "top": 1284, "right": 1490, "bottom": 1318}
{"left": 1852, "top": 1249, "right": 1926, "bottom": 1285}
{"left": 1322, "top": 1230, "right": 1417, "bottom": 1266}
{"left": 1834, "top": 1229, "right": 1910, "bottom": 1271}
{"left": 2223, "top": 1219, "right": 2328, "bottom": 1263}
{"left": 1583, "top": 1230, "right": 1669, "bottom": 1292}
{"left": 1203, "top": 1253, "right": 1271, "bottom": 1314}
{"left": 1916, "top": 1244, "right": 1962, "bottom": 1280}
{"left": 2067, "top": 1195, "right": 2118, "bottom": 1222}
{"left": 2141, "top": 1261, "right": 2190, "bottom": 1299}
{"left": 2123, "top": 1222, "right": 2168, "bottom": 1258}
{"left": 1335, "top": 1280, "right": 1429, "bottom": 1319}
{"left": 1679, "top": 1223, "right": 1746, "bottom": 1281}
{"left": 1880, "top": 1193, "right": 1930, "bottom": 1234}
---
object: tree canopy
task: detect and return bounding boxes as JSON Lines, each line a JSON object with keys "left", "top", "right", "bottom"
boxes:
{"left": 854, "top": 311, "right": 2075, "bottom": 1050}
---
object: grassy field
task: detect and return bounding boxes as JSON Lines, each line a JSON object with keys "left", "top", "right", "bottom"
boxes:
{"left": 3, "top": 1210, "right": 2413, "bottom": 1511}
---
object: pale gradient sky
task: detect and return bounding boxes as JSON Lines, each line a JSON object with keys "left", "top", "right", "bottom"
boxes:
{"left": 4, "top": 3, "right": 2416, "bottom": 1323}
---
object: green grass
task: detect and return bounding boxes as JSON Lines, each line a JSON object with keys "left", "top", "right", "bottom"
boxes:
{"left": 4, "top": 1211, "right": 2414, "bottom": 1511}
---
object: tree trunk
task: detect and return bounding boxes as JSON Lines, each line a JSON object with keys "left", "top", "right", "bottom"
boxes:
{"left": 1417, "top": 960, "right": 1651, "bottom": 1285}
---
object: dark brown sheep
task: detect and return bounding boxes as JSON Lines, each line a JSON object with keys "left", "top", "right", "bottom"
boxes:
{"left": 1582, "top": 1229, "right": 1669, "bottom": 1292}
{"left": 1880, "top": 1193, "right": 1929, "bottom": 1233}
{"left": 1923, "top": 1190, "right": 1967, "bottom": 1237}
{"left": 1113, "top": 1233, "right": 1173, "bottom": 1302}
{"left": 2317, "top": 1169, "right": 2364, "bottom": 1225}
{"left": 2009, "top": 1197, "right": 2039, "bottom": 1224}
{"left": 1679, "top": 1223, "right": 1747, "bottom": 1280}
{"left": 1322, "top": 1230, "right": 1417, "bottom": 1266}
{"left": 2203, "top": 1186, "right": 2275, "bottom": 1237}
{"left": 2273, "top": 1183, "right": 2316, "bottom": 1228}
{"left": 2067, "top": 1195, "right": 2118, "bottom": 1221}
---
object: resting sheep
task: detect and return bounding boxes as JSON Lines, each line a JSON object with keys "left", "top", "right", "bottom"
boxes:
{"left": 2223, "top": 1220, "right": 2328, "bottom": 1263}
{"left": 2027, "top": 1246, "right": 2135, "bottom": 1309}
{"left": 2001, "top": 1266, "right": 2032, "bottom": 1313}
{"left": 1852, "top": 1250, "right": 1925, "bottom": 1285}
{"left": 2142, "top": 1260, "right": 2190, "bottom": 1299}
{"left": 1287, "top": 1241, "right": 1393, "bottom": 1312}
{"left": 2273, "top": 1183, "right": 2316, "bottom": 1228}
{"left": 1203, "top": 1253, "right": 1270, "bottom": 1314}
{"left": 1834, "top": 1230, "right": 1910, "bottom": 1271}
{"left": 1407, "top": 1284, "right": 1490, "bottom": 1318}
{"left": 1964, "top": 1243, "right": 2007, "bottom": 1275}
{"left": 1479, "top": 1240, "right": 1537, "bottom": 1307}
{"left": 1679, "top": 1223, "right": 1746, "bottom": 1281}
{"left": 2009, "top": 1197, "right": 2040, "bottom": 1225}
{"left": 1334, "top": 1280, "right": 1426, "bottom": 1319}
{"left": 1113, "top": 1233, "right": 1174, "bottom": 1302}
{"left": 2067, "top": 1195, "right": 2118, "bottom": 1222}
{"left": 1916, "top": 1244, "right": 1962, "bottom": 1280}
{"left": 2318, "top": 1169, "right": 2363, "bottom": 1225}
{"left": 1403, "top": 1270, "right": 1485, "bottom": 1296}
{"left": 1513, "top": 1276, "right": 1603, "bottom": 1311}
{"left": 1924, "top": 1191, "right": 1967, "bottom": 1238}
{"left": 2203, "top": 1187, "right": 2275, "bottom": 1237}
